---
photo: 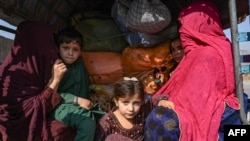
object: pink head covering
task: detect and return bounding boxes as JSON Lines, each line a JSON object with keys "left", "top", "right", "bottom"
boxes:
{"left": 178, "top": 0, "right": 239, "bottom": 107}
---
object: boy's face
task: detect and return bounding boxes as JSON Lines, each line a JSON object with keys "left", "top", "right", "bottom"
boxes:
{"left": 59, "top": 40, "right": 81, "bottom": 65}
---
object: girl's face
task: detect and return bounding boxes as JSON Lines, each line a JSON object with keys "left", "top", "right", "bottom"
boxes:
{"left": 114, "top": 93, "right": 143, "bottom": 120}
{"left": 171, "top": 39, "right": 184, "bottom": 63}
{"left": 59, "top": 40, "right": 81, "bottom": 65}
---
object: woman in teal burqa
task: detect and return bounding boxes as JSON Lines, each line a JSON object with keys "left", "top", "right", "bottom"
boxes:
{"left": 51, "top": 28, "right": 105, "bottom": 141}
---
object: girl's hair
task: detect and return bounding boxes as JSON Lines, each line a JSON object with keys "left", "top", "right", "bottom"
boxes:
{"left": 112, "top": 77, "right": 144, "bottom": 106}
{"left": 170, "top": 36, "right": 180, "bottom": 53}
{"left": 56, "top": 28, "right": 84, "bottom": 49}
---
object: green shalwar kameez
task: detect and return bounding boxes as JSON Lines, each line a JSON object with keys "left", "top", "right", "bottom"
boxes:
{"left": 51, "top": 58, "right": 105, "bottom": 141}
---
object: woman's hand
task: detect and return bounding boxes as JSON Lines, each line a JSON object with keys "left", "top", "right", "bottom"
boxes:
{"left": 77, "top": 97, "right": 94, "bottom": 110}
{"left": 158, "top": 100, "right": 175, "bottom": 110}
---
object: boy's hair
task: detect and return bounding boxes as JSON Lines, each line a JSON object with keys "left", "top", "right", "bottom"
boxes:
{"left": 56, "top": 28, "right": 84, "bottom": 49}
{"left": 112, "top": 77, "right": 144, "bottom": 106}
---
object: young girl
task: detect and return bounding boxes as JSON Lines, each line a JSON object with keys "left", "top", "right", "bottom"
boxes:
{"left": 168, "top": 36, "right": 184, "bottom": 77}
{"left": 94, "top": 77, "right": 149, "bottom": 141}
{"left": 170, "top": 37, "right": 184, "bottom": 64}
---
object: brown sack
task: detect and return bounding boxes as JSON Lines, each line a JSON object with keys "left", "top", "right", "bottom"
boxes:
{"left": 121, "top": 41, "right": 176, "bottom": 95}
{"left": 121, "top": 41, "right": 174, "bottom": 76}
{"left": 81, "top": 52, "right": 124, "bottom": 85}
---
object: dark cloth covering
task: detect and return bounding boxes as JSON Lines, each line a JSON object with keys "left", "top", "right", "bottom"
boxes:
{"left": 105, "top": 134, "right": 134, "bottom": 141}
{"left": 0, "top": 21, "right": 61, "bottom": 141}
{"left": 144, "top": 106, "right": 180, "bottom": 141}
{"left": 47, "top": 118, "right": 76, "bottom": 141}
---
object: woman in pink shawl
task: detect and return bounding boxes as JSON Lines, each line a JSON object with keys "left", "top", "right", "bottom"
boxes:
{"left": 144, "top": 0, "right": 242, "bottom": 141}
{"left": 0, "top": 21, "right": 66, "bottom": 141}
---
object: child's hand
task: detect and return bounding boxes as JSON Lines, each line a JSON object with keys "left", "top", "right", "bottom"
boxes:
{"left": 48, "top": 59, "right": 67, "bottom": 90}
{"left": 52, "top": 59, "right": 67, "bottom": 82}
{"left": 158, "top": 100, "right": 175, "bottom": 110}
{"left": 77, "top": 97, "right": 94, "bottom": 110}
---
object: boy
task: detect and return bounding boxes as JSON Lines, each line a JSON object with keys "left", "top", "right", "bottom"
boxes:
{"left": 51, "top": 28, "right": 105, "bottom": 141}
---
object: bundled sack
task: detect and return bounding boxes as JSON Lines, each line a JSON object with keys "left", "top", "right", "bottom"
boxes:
{"left": 122, "top": 40, "right": 177, "bottom": 95}
{"left": 75, "top": 18, "right": 128, "bottom": 53}
{"left": 89, "top": 84, "right": 114, "bottom": 112}
{"left": 112, "top": 0, "right": 176, "bottom": 47}
{"left": 112, "top": 0, "right": 171, "bottom": 34}
{"left": 123, "top": 22, "right": 179, "bottom": 47}
{"left": 126, "top": 0, "right": 171, "bottom": 34}
{"left": 81, "top": 52, "right": 124, "bottom": 85}
{"left": 135, "top": 69, "right": 168, "bottom": 95}
{"left": 121, "top": 41, "right": 174, "bottom": 76}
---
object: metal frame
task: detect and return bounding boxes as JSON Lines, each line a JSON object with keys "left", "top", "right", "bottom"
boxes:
{"left": 229, "top": 0, "right": 250, "bottom": 125}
